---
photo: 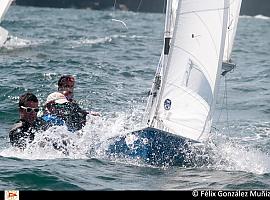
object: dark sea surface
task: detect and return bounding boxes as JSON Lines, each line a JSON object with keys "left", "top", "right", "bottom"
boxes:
{"left": 0, "top": 5, "right": 270, "bottom": 190}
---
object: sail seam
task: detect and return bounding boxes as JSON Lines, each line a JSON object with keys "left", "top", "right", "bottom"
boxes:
{"left": 193, "top": 12, "right": 220, "bottom": 58}
{"left": 179, "top": 7, "right": 229, "bottom": 16}
{"left": 172, "top": 45, "right": 215, "bottom": 87}
{"left": 160, "top": 119, "right": 206, "bottom": 134}
{"left": 164, "top": 82, "right": 210, "bottom": 111}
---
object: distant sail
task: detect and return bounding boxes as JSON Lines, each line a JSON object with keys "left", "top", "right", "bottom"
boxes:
{"left": 0, "top": 0, "right": 13, "bottom": 22}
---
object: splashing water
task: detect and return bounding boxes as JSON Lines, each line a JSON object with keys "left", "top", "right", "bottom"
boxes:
{"left": 200, "top": 129, "right": 270, "bottom": 174}
{"left": 0, "top": 107, "right": 146, "bottom": 161}
{"left": 1, "top": 103, "right": 269, "bottom": 174}
{"left": 2, "top": 35, "right": 44, "bottom": 50}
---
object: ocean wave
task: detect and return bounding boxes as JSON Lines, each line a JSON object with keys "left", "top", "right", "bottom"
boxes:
{"left": 240, "top": 15, "right": 270, "bottom": 20}
{"left": 2, "top": 35, "right": 47, "bottom": 50}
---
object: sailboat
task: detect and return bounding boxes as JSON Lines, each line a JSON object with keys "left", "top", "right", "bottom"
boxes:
{"left": 0, "top": 0, "right": 13, "bottom": 47}
{"left": 107, "top": 0, "right": 242, "bottom": 166}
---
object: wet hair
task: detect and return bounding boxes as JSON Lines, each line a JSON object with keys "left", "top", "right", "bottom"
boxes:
{"left": 19, "top": 92, "right": 38, "bottom": 108}
{"left": 58, "top": 75, "right": 75, "bottom": 88}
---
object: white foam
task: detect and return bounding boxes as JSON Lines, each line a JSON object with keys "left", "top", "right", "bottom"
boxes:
{"left": 240, "top": 15, "right": 270, "bottom": 20}
{"left": 0, "top": 107, "right": 145, "bottom": 161}
{"left": 2, "top": 35, "right": 43, "bottom": 50}
{"left": 71, "top": 36, "right": 112, "bottom": 48}
{"left": 254, "top": 15, "right": 270, "bottom": 20}
{"left": 206, "top": 131, "right": 270, "bottom": 174}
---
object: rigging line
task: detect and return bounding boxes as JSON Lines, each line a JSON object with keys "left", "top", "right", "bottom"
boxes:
{"left": 162, "top": 0, "right": 167, "bottom": 14}
{"left": 179, "top": 6, "right": 230, "bottom": 16}
{"left": 224, "top": 75, "right": 230, "bottom": 134}
{"left": 136, "top": 0, "right": 143, "bottom": 13}
{"left": 215, "top": 76, "right": 227, "bottom": 126}
{"left": 112, "top": 0, "right": 117, "bottom": 18}
{"left": 214, "top": 75, "right": 230, "bottom": 134}
{"left": 113, "top": 0, "right": 117, "bottom": 12}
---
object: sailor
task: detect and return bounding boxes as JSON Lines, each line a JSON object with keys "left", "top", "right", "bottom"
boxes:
{"left": 57, "top": 75, "right": 100, "bottom": 117}
{"left": 42, "top": 92, "right": 87, "bottom": 132}
{"left": 9, "top": 93, "right": 46, "bottom": 149}
{"left": 58, "top": 75, "right": 76, "bottom": 102}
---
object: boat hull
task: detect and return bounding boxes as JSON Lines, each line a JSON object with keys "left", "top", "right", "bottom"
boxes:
{"left": 107, "top": 127, "right": 206, "bottom": 166}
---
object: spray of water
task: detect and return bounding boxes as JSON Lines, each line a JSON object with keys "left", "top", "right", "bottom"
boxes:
{"left": 1, "top": 105, "right": 269, "bottom": 174}
{"left": 2, "top": 35, "right": 43, "bottom": 50}
{"left": 192, "top": 126, "right": 270, "bottom": 174}
{"left": 0, "top": 106, "right": 145, "bottom": 161}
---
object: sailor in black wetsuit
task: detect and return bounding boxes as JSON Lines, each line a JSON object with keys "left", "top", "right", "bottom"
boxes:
{"left": 9, "top": 93, "right": 45, "bottom": 149}
{"left": 57, "top": 75, "right": 100, "bottom": 117}
{"left": 42, "top": 92, "right": 88, "bottom": 132}
{"left": 41, "top": 92, "right": 88, "bottom": 154}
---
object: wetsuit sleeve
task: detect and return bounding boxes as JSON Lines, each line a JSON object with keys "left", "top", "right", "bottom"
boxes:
{"left": 65, "top": 103, "right": 87, "bottom": 132}
{"left": 9, "top": 122, "right": 27, "bottom": 148}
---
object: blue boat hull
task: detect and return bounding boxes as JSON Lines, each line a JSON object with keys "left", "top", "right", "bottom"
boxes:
{"left": 107, "top": 127, "right": 207, "bottom": 166}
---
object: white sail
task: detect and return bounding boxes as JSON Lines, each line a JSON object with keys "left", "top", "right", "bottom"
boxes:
{"left": 145, "top": 0, "right": 177, "bottom": 124}
{"left": 0, "top": 0, "right": 12, "bottom": 47}
{"left": 0, "top": 26, "right": 8, "bottom": 45}
{"left": 223, "top": 0, "right": 242, "bottom": 62}
{"left": 147, "top": 0, "right": 229, "bottom": 141}
{"left": 170, "top": 0, "right": 179, "bottom": 33}
{"left": 0, "top": 0, "right": 12, "bottom": 22}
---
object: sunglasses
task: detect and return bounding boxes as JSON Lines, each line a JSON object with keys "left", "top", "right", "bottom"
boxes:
{"left": 20, "top": 106, "right": 39, "bottom": 113}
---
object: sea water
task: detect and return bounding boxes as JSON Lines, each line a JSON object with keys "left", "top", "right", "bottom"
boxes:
{"left": 0, "top": 6, "right": 269, "bottom": 190}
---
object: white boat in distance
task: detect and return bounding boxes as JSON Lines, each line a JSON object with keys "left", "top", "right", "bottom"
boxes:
{"left": 0, "top": 0, "right": 13, "bottom": 47}
{"left": 108, "top": 0, "right": 242, "bottom": 166}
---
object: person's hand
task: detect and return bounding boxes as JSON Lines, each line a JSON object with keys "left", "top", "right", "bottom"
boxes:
{"left": 90, "top": 111, "right": 101, "bottom": 117}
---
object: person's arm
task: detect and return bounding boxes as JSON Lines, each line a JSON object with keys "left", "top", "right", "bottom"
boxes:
{"left": 9, "top": 122, "right": 27, "bottom": 149}
{"left": 89, "top": 111, "right": 101, "bottom": 116}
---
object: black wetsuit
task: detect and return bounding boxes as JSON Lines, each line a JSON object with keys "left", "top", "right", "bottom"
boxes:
{"left": 64, "top": 102, "right": 87, "bottom": 132}
{"left": 42, "top": 102, "right": 87, "bottom": 132}
{"left": 9, "top": 118, "right": 46, "bottom": 149}
{"left": 9, "top": 103, "right": 87, "bottom": 151}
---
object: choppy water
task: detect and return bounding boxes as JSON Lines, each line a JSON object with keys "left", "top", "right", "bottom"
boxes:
{"left": 0, "top": 5, "right": 270, "bottom": 190}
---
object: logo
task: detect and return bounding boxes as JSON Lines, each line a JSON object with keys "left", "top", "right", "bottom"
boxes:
{"left": 164, "top": 99, "right": 172, "bottom": 110}
{"left": 5, "top": 190, "right": 19, "bottom": 200}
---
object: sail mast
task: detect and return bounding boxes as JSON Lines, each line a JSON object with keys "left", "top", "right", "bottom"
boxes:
{"left": 149, "top": 0, "right": 181, "bottom": 129}
{"left": 145, "top": 0, "right": 175, "bottom": 126}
